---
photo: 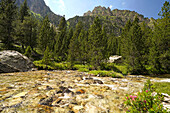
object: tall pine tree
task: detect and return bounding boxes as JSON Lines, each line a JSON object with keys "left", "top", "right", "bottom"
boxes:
{"left": 149, "top": 1, "right": 170, "bottom": 74}
{"left": 0, "top": 0, "right": 17, "bottom": 49}
{"left": 54, "top": 17, "right": 67, "bottom": 59}
{"left": 68, "top": 21, "right": 83, "bottom": 64}
{"left": 88, "top": 17, "right": 105, "bottom": 69}
{"left": 21, "top": 16, "right": 38, "bottom": 50}
{"left": 38, "top": 16, "right": 51, "bottom": 53}
{"left": 19, "top": 0, "right": 29, "bottom": 23}
{"left": 121, "top": 17, "right": 146, "bottom": 74}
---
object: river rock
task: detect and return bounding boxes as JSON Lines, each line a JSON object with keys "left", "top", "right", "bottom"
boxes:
{"left": 0, "top": 50, "right": 33, "bottom": 73}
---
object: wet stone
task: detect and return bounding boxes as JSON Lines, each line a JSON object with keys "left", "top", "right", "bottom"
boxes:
{"left": 46, "top": 86, "right": 53, "bottom": 90}
{"left": 6, "top": 87, "right": 14, "bottom": 89}
{"left": 39, "top": 97, "right": 53, "bottom": 106}
{"left": 93, "top": 80, "right": 103, "bottom": 84}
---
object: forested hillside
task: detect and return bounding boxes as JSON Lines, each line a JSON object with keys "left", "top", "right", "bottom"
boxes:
{"left": 15, "top": 0, "right": 62, "bottom": 26}
{"left": 0, "top": 0, "right": 169, "bottom": 75}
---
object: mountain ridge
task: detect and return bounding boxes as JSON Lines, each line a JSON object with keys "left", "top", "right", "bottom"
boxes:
{"left": 68, "top": 6, "right": 155, "bottom": 35}
{"left": 15, "top": 0, "right": 62, "bottom": 26}
{"left": 83, "top": 6, "right": 151, "bottom": 22}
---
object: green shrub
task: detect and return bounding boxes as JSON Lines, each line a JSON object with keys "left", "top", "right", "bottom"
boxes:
{"left": 52, "top": 62, "right": 70, "bottom": 70}
{"left": 125, "top": 79, "right": 168, "bottom": 112}
{"left": 78, "top": 68, "right": 89, "bottom": 72}
{"left": 100, "top": 63, "right": 128, "bottom": 75}
{"left": 33, "top": 60, "right": 54, "bottom": 70}
{"left": 114, "top": 64, "right": 128, "bottom": 75}
{"left": 73, "top": 64, "right": 92, "bottom": 70}
{"left": 24, "top": 46, "right": 32, "bottom": 58}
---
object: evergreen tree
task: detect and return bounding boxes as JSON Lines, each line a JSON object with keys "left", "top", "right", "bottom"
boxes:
{"left": 68, "top": 21, "right": 83, "bottom": 64}
{"left": 121, "top": 17, "right": 146, "bottom": 74}
{"left": 60, "top": 27, "right": 73, "bottom": 60}
{"left": 140, "top": 21, "right": 152, "bottom": 65}
{"left": 42, "top": 46, "right": 51, "bottom": 67}
{"left": 107, "top": 36, "right": 117, "bottom": 56}
{"left": 21, "top": 16, "right": 38, "bottom": 50}
{"left": 58, "top": 17, "right": 67, "bottom": 31}
{"left": 77, "top": 29, "right": 88, "bottom": 64}
{"left": 38, "top": 16, "right": 51, "bottom": 53}
{"left": 15, "top": 0, "right": 30, "bottom": 52}
{"left": 19, "top": 0, "right": 30, "bottom": 23}
{"left": 101, "top": 26, "right": 108, "bottom": 58}
{"left": 120, "top": 20, "right": 132, "bottom": 57}
{"left": 88, "top": 17, "right": 105, "bottom": 69}
{"left": 149, "top": 1, "right": 170, "bottom": 74}
{"left": 48, "top": 25, "right": 56, "bottom": 51}
{"left": 54, "top": 17, "right": 67, "bottom": 59}
{"left": 0, "top": 0, "right": 17, "bottom": 49}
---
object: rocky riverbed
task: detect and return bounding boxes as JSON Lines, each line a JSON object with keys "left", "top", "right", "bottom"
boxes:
{"left": 0, "top": 70, "right": 169, "bottom": 113}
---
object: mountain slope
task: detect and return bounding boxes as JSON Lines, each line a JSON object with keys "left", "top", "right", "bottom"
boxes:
{"left": 84, "top": 6, "right": 150, "bottom": 23}
{"left": 15, "top": 0, "right": 62, "bottom": 26}
{"left": 68, "top": 6, "right": 154, "bottom": 35}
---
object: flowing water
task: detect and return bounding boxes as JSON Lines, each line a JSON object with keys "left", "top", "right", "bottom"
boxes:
{"left": 0, "top": 70, "right": 169, "bottom": 113}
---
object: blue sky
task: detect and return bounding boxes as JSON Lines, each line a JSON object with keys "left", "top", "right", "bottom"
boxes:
{"left": 44, "top": 0, "right": 167, "bottom": 20}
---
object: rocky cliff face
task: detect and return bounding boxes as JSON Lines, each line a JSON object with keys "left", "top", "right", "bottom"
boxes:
{"left": 15, "top": 0, "right": 62, "bottom": 26}
{"left": 68, "top": 6, "right": 154, "bottom": 36}
{"left": 84, "top": 6, "right": 150, "bottom": 23}
{"left": 84, "top": 6, "right": 113, "bottom": 17}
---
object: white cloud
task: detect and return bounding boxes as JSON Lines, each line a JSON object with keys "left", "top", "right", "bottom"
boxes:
{"left": 109, "top": 5, "right": 113, "bottom": 9}
{"left": 122, "top": 2, "right": 126, "bottom": 6}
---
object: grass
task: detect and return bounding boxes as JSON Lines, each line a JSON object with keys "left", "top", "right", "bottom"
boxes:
{"left": 33, "top": 60, "right": 71, "bottom": 70}
{"left": 154, "top": 82, "right": 170, "bottom": 95}
{"left": 78, "top": 68, "right": 89, "bottom": 72}
{"left": 114, "top": 64, "right": 128, "bottom": 75}
{"left": 33, "top": 60, "right": 125, "bottom": 78}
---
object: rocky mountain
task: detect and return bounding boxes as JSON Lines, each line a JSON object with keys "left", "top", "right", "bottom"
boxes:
{"left": 15, "top": 0, "right": 62, "bottom": 26}
{"left": 83, "top": 6, "right": 150, "bottom": 23}
{"left": 68, "top": 6, "right": 154, "bottom": 35}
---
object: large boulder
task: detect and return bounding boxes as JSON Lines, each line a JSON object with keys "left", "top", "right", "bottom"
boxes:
{"left": 0, "top": 50, "right": 34, "bottom": 73}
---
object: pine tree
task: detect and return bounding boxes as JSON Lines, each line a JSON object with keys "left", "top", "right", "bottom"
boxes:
{"left": 68, "top": 21, "right": 83, "bottom": 64}
{"left": 121, "top": 17, "right": 146, "bottom": 74}
{"left": 120, "top": 20, "right": 132, "bottom": 57}
{"left": 101, "top": 26, "right": 108, "bottom": 58}
{"left": 48, "top": 25, "right": 56, "bottom": 51}
{"left": 19, "top": 0, "right": 30, "bottom": 23}
{"left": 42, "top": 46, "right": 51, "bottom": 67}
{"left": 15, "top": 0, "right": 30, "bottom": 52}
{"left": 54, "top": 17, "right": 67, "bottom": 59}
{"left": 140, "top": 21, "right": 152, "bottom": 66}
{"left": 107, "top": 36, "right": 117, "bottom": 56}
{"left": 20, "top": 16, "right": 38, "bottom": 50}
{"left": 88, "top": 17, "right": 105, "bottom": 69}
{"left": 149, "top": 1, "right": 170, "bottom": 74}
{"left": 77, "top": 29, "right": 88, "bottom": 64}
{"left": 0, "top": 0, "right": 17, "bottom": 49}
{"left": 38, "top": 16, "right": 50, "bottom": 53}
